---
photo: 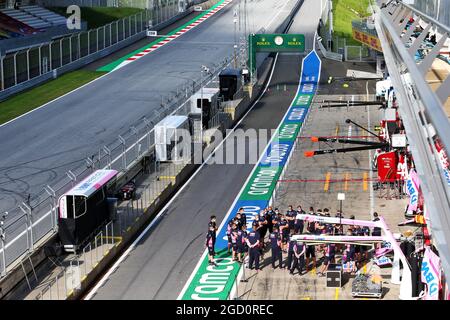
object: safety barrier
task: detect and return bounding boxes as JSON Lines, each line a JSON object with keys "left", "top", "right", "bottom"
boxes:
{"left": 0, "top": 43, "right": 247, "bottom": 285}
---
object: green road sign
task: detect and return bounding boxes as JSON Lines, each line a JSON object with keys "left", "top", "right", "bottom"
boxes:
{"left": 249, "top": 34, "right": 305, "bottom": 77}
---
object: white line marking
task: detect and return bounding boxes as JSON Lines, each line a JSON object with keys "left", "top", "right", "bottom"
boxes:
{"left": 176, "top": 54, "right": 281, "bottom": 301}
{"left": 86, "top": 53, "right": 281, "bottom": 301}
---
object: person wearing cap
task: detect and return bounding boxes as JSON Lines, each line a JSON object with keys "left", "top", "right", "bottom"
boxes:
{"left": 269, "top": 226, "right": 283, "bottom": 269}
{"left": 286, "top": 205, "right": 296, "bottom": 235}
{"left": 205, "top": 230, "right": 217, "bottom": 266}
{"left": 246, "top": 224, "right": 261, "bottom": 271}
{"left": 290, "top": 241, "right": 306, "bottom": 275}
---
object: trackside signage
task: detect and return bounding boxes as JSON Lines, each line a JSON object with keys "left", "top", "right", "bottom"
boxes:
{"left": 179, "top": 50, "right": 321, "bottom": 300}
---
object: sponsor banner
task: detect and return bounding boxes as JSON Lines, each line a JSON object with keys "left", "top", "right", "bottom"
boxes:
{"left": 215, "top": 200, "right": 268, "bottom": 249}
{"left": 180, "top": 51, "right": 321, "bottom": 300}
{"left": 180, "top": 200, "right": 267, "bottom": 300}
{"left": 285, "top": 106, "right": 308, "bottom": 124}
{"left": 421, "top": 246, "right": 441, "bottom": 300}
{"left": 240, "top": 166, "right": 283, "bottom": 201}
{"left": 406, "top": 169, "right": 420, "bottom": 214}
{"left": 180, "top": 252, "right": 240, "bottom": 300}
{"left": 374, "top": 255, "right": 392, "bottom": 266}
{"left": 293, "top": 94, "right": 313, "bottom": 107}
{"left": 352, "top": 29, "right": 382, "bottom": 52}
{"left": 274, "top": 123, "right": 301, "bottom": 141}
{"left": 259, "top": 141, "right": 293, "bottom": 167}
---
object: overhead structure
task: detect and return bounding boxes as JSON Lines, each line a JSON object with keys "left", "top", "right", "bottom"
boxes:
{"left": 248, "top": 33, "right": 305, "bottom": 79}
{"left": 374, "top": 0, "right": 450, "bottom": 280}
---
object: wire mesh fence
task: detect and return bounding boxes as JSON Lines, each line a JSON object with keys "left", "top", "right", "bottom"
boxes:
{"left": 0, "top": 0, "right": 188, "bottom": 92}
{"left": 0, "top": 49, "right": 247, "bottom": 282}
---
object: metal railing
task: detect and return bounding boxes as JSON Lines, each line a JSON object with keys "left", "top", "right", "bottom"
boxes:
{"left": 374, "top": 0, "right": 450, "bottom": 280}
{"left": 35, "top": 160, "right": 187, "bottom": 300}
{"left": 0, "top": 0, "right": 189, "bottom": 94}
{"left": 0, "top": 49, "right": 247, "bottom": 281}
{"left": 1, "top": 9, "right": 145, "bottom": 91}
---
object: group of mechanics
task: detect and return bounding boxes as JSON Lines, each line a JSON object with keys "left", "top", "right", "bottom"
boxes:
{"left": 206, "top": 206, "right": 382, "bottom": 276}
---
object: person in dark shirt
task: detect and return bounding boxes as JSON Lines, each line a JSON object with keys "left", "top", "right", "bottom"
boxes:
{"left": 226, "top": 218, "right": 235, "bottom": 254}
{"left": 279, "top": 216, "right": 289, "bottom": 252}
{"left": 290, "top": 241, "right": 306, "bottom": 275}
{"left": 294, "top": 206, "right": 305, "bottom": 234}
{"left": 230, "top": 223, "right": 239, "bottom": 261}
{"left": 372, "top": 212, "right": 382, "bottom": 235}
{"left": 269, "top": 226, "right": 283, "bottom": 269}
{"left": 306, "top": 214, "right": 316, "bottom": 234}
{"left": 208, "top": 215, "right": 218, "bottom": 243}
{"left": 286, "top": 205, "right": 296, "bottom": 235}
{"left": 266, "top": 206, "right": 275, "bottom": 233}
{"left": 286, "top": 236, "right": 295, "bottom": 271}
{"left": 305, "top": 243, "right": 316, "bottom": 271}
{"left": 237, "top": 207, "right": 247, "bottom": 228}
{"left": 235, "top": 212, "right": 243, "bottom": 230}
{"left": 237, "top": 224, "right": 248, "bottom": 263}
{"left": 372, "top": 212, "right": 382, "bottom": 250}
{"left": 246, "top": 225, "right": 261, "bottom": 271}
{"left": 319, "top": 241, "right": 336, "bottom": 276}
{"left": 206, "top": 231, "right": 217, "bottom": 266}
{"left": 258, "top": 211, "right": 268, "bottom": 249}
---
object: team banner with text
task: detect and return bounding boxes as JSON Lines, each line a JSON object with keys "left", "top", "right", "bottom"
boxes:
{"left": 179, "top": 51, "right": 321, "bottom": 300}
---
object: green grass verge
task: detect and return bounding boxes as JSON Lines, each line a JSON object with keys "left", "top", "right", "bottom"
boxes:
{"left": 0, "top": 70, "right": 106, "bottom": 125}
{"left": 49, "top": 6, "right": 144, "bottom": 29}
{"left": 332, "top": 0, "right": 372, "bottom": 46}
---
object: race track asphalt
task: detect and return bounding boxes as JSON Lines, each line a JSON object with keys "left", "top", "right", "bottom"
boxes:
{"left": 88, "top": 0, "right": 322, "bottom": 300}
{"left": 0, "top": 0, "right": 298, "bottom": 216}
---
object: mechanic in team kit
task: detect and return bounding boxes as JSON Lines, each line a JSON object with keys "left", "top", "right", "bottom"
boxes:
{"left": 319, "top": 239, "right": 336, "bottom": 276}
{"left": 208, "top": 215, "right": 218, "bottom": 242}
{"left": 286, "top": 205, "right": 296, "bottom": 235}
{"left": 294, "top": 205, "right": 305, "bottom": 234}
{"left": 269, "top": 226, "right": 283, "bottom": 269}
{"left": 205, "top": 229, "right": 217, "bottom": 266}
{"left": 279, "top": 214, "right": 290, "bottom": 252}
{"left": 290, "top": 241, "right": 306, "bottom": 275}
{"left": 236, "top": 224, "right": 248, "bottom": 263}
{"left": 246, "top": 224, "right": 261, "bottom": 271}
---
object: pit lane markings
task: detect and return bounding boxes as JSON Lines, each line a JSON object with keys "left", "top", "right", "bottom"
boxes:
{"left": 323, "top": 172, "right": 331, "bottom": 191}
{"left": 363, "top": 172, "right": 368, "bottom": 191}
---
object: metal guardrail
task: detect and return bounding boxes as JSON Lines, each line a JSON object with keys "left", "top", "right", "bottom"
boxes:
{"left": 35, "top": 161, "right": 187, "bottom": 300}
{"left": 317, "top": 38, "right": 342, "bottom": 61}
{"left": 374, "top": 0, "right": 450, "bottom": 279}
{"left": 0, "top": 49, "right": 247, "bottom": 281}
